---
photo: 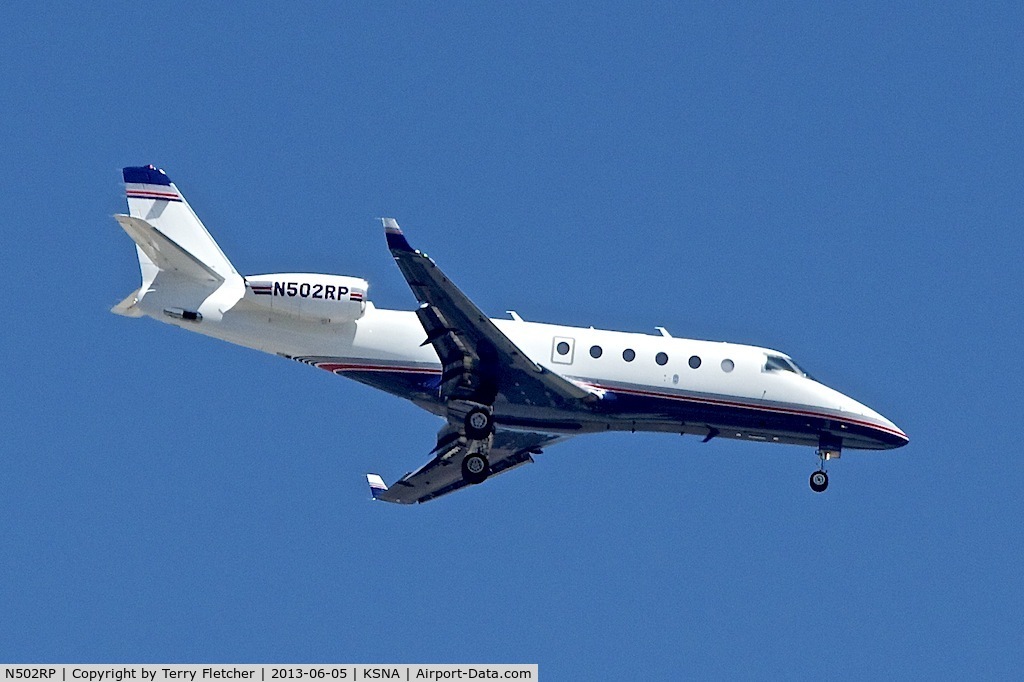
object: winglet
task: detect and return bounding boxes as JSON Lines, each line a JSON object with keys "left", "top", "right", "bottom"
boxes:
{"left": 382, "top": 218, "right": 413, "bottom": 252}
{"left": 366, "top": 473, "right": 389, "bottom": 500}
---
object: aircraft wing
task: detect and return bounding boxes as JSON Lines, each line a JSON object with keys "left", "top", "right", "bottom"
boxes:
{"left": 367, "top": 428, "right": 567, "bottom": 504}
{"left": 383, "top": 218, "right": 596, "bottom": 409}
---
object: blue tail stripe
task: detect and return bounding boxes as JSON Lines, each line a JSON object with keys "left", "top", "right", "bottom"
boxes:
{"left": 123, "top": 165, "right": 172, "bottom": 186}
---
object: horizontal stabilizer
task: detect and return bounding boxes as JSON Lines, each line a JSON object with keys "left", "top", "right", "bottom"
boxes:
{"left": 111, "top": 288, "right": 144, "bottom": 317}
{"left": 115, "top": 214, "right": 222, "bottom": 283}
{"left": 114, "top": 213, "right": 246, "bottom": 322}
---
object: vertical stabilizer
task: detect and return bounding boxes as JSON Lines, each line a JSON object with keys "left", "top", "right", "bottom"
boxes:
{"left": 122, "top": 165, "right": 238, "bottom": 280}
{"left": 115, "top": 165, "right": 244, "bottom": 322}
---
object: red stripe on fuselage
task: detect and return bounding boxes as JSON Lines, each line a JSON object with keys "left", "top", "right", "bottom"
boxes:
{"left": 586, "top": 382, "right": 907, "bottom": 440}
{"left": 316, "top": 362, "right": 441, "bottom": 375}
{"left": 313, "top": 362, "right": 906, "bottom": 443}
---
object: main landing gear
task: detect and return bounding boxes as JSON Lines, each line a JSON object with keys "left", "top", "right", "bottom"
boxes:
{"left": 462, "top": 452, "right": 490, "bottom": 485}
{"left": 457, "top": 402, "right": 494, "bottom": 485}
{"left": 464, "top": 406, "right": 494, "bottom": 440}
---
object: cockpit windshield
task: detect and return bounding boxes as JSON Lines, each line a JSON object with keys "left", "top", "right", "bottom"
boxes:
{"left": 764, "top": 354, "right": 815, "bottom": 380}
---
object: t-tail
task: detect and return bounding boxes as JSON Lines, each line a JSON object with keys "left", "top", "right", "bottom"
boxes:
{"left": 112, "top": 165, "right": 245, "bottom": 323}
{"left": 112, "top": 165, "right": 371, "bottom": 329}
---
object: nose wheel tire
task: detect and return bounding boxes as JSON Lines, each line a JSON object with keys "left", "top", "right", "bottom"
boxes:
{"left": 809, "top": 470, "right": 829, "bottom": 493}
{"left": 464, "top": 407, "right": 494, "bottom": 440}
{"left": 462, "top": 453, "right": 490, "bottom": 485}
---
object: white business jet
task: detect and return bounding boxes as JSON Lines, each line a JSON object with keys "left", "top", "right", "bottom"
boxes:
{"left": 112, "top": 165, "right": 907, "bottom": 504}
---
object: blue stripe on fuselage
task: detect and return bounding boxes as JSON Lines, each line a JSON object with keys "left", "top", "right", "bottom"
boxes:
{"left": 328, "top": 366, "right": 904, "bottom": 450}
{"left": 594, "top": 386, "right": 905, "bottom": 449}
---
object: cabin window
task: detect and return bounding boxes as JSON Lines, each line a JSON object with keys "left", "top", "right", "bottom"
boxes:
{"left": 590, "top": 345, "right": 603, "bottom": 359}
{"left": 721, "top": 359, "right": 735, "bottom": 373}
{"left": 622, "top": 348, "right": 636, "bottom": 362}
{"left": 655, "top": 352, "right": 668, "bottom": 366}
{"left": 688, "top": 355, "right": 701, "bottom": 369}
{"left": 551, "top": 336, "right": 575, "bottom": 365}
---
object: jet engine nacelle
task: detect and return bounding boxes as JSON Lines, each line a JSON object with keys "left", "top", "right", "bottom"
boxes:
{"left": 244, "top": 273, "right": 368, "bottom": 323}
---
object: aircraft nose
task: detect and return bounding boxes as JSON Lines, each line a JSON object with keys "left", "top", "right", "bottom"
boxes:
{"left": 877, "top": 414, "right": 909, "bottom": 448}
{"left": 854, "top": 401, "right": 909, "bottom": 449}
{"left": 815, "top": 382, "right": 908, "bottom": 449}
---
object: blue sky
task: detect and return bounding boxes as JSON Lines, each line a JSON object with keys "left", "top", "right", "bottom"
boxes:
{"left": 2, "top": 2, "right": 1022, "bottom": 677}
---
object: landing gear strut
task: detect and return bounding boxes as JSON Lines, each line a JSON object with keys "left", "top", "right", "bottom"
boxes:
{"left": 451, "top": 401, "right": 494, "bottom": 484}
{"left": 810, "top": 438, "right": 841, "bottom": 493}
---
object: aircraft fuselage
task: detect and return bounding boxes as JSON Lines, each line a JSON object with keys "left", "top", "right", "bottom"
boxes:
{"left": 149, "top": 296, "right": 907, "bottom": 453}
{"left": 112, "top": 164, "right": 907, "bottom": 501}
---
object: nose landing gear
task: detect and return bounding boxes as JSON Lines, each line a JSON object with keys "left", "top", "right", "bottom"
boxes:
{"left": 810, "top": 437, "right": 841, "bottom": 493}
{"left": 809, "top": 469, "right": 829, "bottom": 493}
